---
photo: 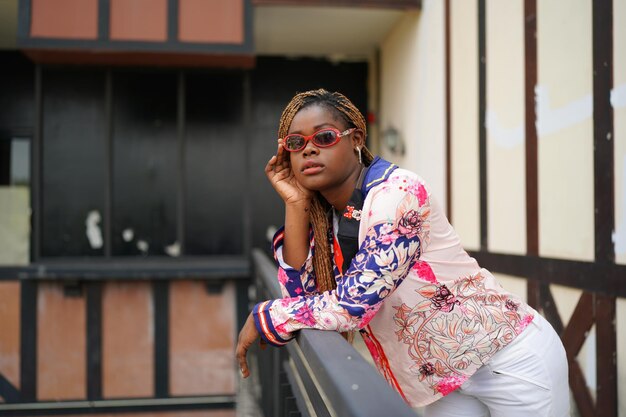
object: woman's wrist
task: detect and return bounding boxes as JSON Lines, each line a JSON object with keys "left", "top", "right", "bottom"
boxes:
{"left": 285, "top": 198, "right": 312, "bottom": 212}
{"left": 283, "top": 199, "right": 312, "bottom": 268}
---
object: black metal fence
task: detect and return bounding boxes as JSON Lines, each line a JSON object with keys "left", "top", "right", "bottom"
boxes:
{"left": 251, "top": 249, "right": 418, "bottom": 417}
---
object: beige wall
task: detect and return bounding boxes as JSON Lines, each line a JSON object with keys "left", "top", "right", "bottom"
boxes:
{"left": 537, "top": 0, "right": 594, "bottom": 261}
{"left": 449, "top": 0, "right": 480, "bottom": 250}
{"left": 441, "top": 0, "right": 624, "bottom": 414}
{"left": 379, "top": 0, "right": 447, "bottom": 212}
{"left": 486, "top": 0, "right": 526, "bottom": 255}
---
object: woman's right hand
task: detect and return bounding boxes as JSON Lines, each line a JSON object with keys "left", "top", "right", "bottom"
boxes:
{"left": 265, "top": 141, "right": 313, "bottom": 205}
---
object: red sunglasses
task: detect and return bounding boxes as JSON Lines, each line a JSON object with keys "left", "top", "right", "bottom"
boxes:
{"left": 281, "top": 128, "right": 356, "bottom": 152}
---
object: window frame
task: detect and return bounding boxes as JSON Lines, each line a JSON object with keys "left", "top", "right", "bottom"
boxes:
{"left": 0, "top": 66, "right": 252, "bottom": 279}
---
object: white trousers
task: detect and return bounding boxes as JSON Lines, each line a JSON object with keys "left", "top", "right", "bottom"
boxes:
{"left": 423, "top": 314, "right": 570, "bottom": 417}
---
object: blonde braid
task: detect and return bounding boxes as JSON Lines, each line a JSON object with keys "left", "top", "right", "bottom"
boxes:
{"left": 277, "top": 89, "right": 374, "bottom": 295}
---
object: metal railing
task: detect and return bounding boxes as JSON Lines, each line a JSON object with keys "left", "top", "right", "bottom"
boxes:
{"left": 251, "top": 249, "right": 417, "bottom": 417}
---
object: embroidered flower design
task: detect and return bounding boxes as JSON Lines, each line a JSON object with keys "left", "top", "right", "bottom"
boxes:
{"left": 379, "top": 223, "right": 394, "bottom": 235}
{"left": 430, "top": 284, "right": 459, "bottom": 313}
{"left": 380, "top": 231, "right": 399, "bottom": 245}
{"left": 294, "top": 305, "right": 316, "bottom": 326}
{"left": 397, "top": 209, "right": 422, "bottom": 237}
{"left": 395, "top": 320, "right": 414, "bottom": 342}
{"left": 419, "top": 362, "right": 435, "bottom": 377}
{"left": 505, "top": 299, "right": 519, "bottom": 311}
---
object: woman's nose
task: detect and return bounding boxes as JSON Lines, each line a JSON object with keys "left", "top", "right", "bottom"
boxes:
{"left": 302, "top": 139, "right": 319, "bottom": 156}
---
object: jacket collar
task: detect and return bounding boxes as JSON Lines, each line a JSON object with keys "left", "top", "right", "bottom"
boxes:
{"left": 360, "top": 156, "right": 398, "bottom": 196}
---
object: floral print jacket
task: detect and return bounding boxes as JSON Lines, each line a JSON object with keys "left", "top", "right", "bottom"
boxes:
{"left": 252, "top": 157, "right": 535, "bottom": 407}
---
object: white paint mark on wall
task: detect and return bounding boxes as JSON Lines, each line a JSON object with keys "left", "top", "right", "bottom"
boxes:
{"left": 484, "top": 83, "right": 626, "bottom": 257}
{"left": 165, "top": 241, "right": 180, "bottom": 257}
{"left": 85, "top": 210, "right": 103, "bottom": 249}
{"left": 137, "top": 240, "right": 149, "bottom": 253}
{"left": 613, "top": 155, "right": 626, "bottom": 256}
{"left": 535, "top": 85, "right": 593, "bottom": 137}
{"left": 611, "top": 83, "right": 626, "bottom": 108}
{"left": 486, "top": 83, "right": 626, "bottom": 148}
{"left": 486, "top": 110, "right": 525, "bottom": 149}
{"left": 122, "top": 228, "right": 134, "bottom": 242}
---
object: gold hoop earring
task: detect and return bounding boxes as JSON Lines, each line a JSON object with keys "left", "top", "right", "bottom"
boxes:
{"left": 356, "top": 147, "right": 362, "bottom": 165}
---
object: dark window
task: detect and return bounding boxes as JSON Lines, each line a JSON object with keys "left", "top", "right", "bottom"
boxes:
{"left": 41, "top": 70, "right": 106, "bottom": 257}
{"left": 184, "top": 73, "right": 245, "bottom": 255}
{"left": 26, "top": 58, "right": 368, "bottom": 261}
{"left": 0, "top": 53, "right": 34, "bottom": 129}
{"left": 111, "top": 72, "right": 178, "bottom": 256}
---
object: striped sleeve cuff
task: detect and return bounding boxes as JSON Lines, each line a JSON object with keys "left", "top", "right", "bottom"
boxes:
{"left": 252, "top": 301, "right": 292, "bottom": 347}
{"left": 271, "top": 227, "right": 286, "bottom": 263}
{"left": 272, "top": 226, "right": 313, "bottom": 272}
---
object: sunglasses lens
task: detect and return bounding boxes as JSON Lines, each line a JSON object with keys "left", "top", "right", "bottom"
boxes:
{"left": 313, "top": 130, "right": 338, "bottom": 147}
{"left": 284, "top": 135, "right": 305, "bottom": 151}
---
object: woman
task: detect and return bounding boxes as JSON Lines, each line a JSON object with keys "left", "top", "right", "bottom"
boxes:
{"left": 236, "top": 89, "right": 570, "bottom": 417}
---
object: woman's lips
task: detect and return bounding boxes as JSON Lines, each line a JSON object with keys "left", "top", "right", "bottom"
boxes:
{"left": 301, "top": 161, "right": 324, "bottom": 175}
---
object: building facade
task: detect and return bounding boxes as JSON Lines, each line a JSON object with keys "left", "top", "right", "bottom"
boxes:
{"left": 0, "top": 1, "right": 624, "bottom": 416}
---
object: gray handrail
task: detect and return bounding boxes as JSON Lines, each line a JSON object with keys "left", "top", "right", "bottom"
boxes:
{"left": 252, "top": 249, "right": 417, "bottom": 417}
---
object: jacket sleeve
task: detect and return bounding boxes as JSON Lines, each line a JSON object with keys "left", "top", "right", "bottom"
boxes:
{"left": 272, "top": 227, "right": 318, "bottom": 298}
{"left": 255, "top": 176, "right": 431, "bottom": 346}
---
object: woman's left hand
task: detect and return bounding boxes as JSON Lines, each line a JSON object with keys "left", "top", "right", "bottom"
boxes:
{"left": 236, "top": 313, "right": 265, "bottom": 378}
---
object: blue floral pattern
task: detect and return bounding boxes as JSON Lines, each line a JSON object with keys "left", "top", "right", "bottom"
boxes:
{"left": 252, "top": 162, "right": 536, "bottom": 408}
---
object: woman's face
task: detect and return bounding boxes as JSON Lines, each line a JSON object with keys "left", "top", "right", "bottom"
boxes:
{"left": 287, "top": 104, "right": 364, "bottom": 193}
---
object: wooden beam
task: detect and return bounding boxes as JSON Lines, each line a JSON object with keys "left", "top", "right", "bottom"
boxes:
{"left": 538, "top": 283, "right": 563, "bottom": 335}
{"left": 20, "top": 280, "right": 37, "bottom": 401}
{"left": 592, "top": 0, "right": 614, "bottom": 266}
{"left": 444, "top": 0, "right": 452, "bottom": 222}
{"left": 569, "top": 360, "right": 596, "bottom": 417}
{"left": 524, "top": 0, "right": 538, "bottom": 256}
{"left": 477, "top": 0, "right": 487, "bottom": 251}
{"left": 560, "top": 292, "right": 593, "bottom": 354}
{"left": 468, "top": 251, "right": 626, "bottom": 298}
{"left": 595, "top": 294, "right": 616, "bottom": 417}
{"left": 524, "top": 0, "right": 540, "bottom": 311}
{"left": 22, "top": 50, "right": 256, "bottom": 69}
{"left": 86, "top": 281, "right": 103, "bottom": 400}
{"left": 252, "top": 0, "right": 421, "bottom": 8}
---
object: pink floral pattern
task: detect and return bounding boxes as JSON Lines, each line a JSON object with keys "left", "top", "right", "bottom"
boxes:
{"left": 253, "top": 163, "right": 537, "bottom": 408}
{"left": 436, "top": 376, "right": 468, "bottom": 396}
{"left": 392, "top": 271, "right": 533, "bottom": 396}
{"left": 412, "top": 261, "right": 438, "bottom": 284}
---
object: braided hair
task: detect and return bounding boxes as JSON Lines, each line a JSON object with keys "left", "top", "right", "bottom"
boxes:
{"left": 278, "top": 89, "right": 375, "bottom": 295}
